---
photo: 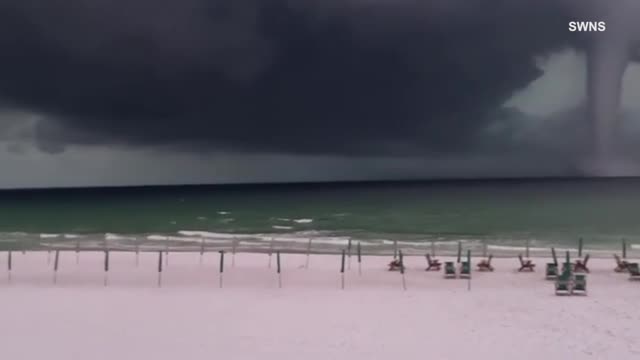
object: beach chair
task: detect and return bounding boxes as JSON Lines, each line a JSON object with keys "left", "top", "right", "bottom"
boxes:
{"left": 545, "top": 263, "right": 558, "bottom": 279}
{"left": 518, "top": 254, "right": 535, "bottom": 272}
{"left": 459, "top": 261, "right": 471, "bottom": 278}
{"left": 574, "top": 254, "right": 590, "bottom": 273}
{"left": 425, "top": 254, "right": 441, "bottom": 271}
{"left": 477, "top": 254, "right": 494, "bottom": 271}
{"left": 572, "top": 274, "right": 587, "bottom": 295}
{"left": 555, "top": 269, "right": 572, "bottom": 295}
{"left": 628, "top": 263, "right": 640, "bottom": 280}
{"left": 614, "top": 254, "right": 629, "bottom": 273}
{"left": 388, "top": 259, "right": 402, "bottom": 271}
{"left": 444, "top": 261, "right": 456, "bottom": 278}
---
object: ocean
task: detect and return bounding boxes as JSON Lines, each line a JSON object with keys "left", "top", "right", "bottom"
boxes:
{"left": 1, "top": 178, "right": 639, "bottom": 257}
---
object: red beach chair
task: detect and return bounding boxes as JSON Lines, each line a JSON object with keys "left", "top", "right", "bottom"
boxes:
{"left": 614, "top": 254, "right": 629, "bottom": 273}
{"left": 574, "top": 254, "right": 590, "bottom": 273}
{"left": 477, "top": 254, "right": 494, "bottom": 271}
{"left": 388, "top": 259, "right": 402, "bottom": 271}
{"left": 518, "top": 254, "right": 535, "bottom": 272}
{"left": 425, "top": 254, "right": 441, "bottom": 271}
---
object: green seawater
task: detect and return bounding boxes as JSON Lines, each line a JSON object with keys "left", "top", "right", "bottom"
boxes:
{"left": 1, "top": 179, "right": 639, "bottom": 255}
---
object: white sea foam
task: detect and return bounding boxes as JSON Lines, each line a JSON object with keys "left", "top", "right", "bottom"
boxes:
{"left": 217, "top": 211, "right": 230, "bottom": 215}
{"left": 272, "top": 226, "right": 293, "bottom": 230}
{"left": 381, "top": 239, "right": 480, "bottom": 246}
{"left": 264, "top": 235, "right": 351, "bottom": 246}
{"left": 64, "top": 234, "right": 81, "bottom": 239}
{"left": 39, "top": 233, "right": 60, "bottom": 238}
{"left": 293, "top": 218, "right": 313, "bottom": 224}
{"left": 6, "top": 232, "right": 28, "bottom": 236}
{"left": 197, "top": 216, "right": 207, "bottom": 220}
{"left": 630, "top": 244, "right": 640, "bottom": 250}
{"left": 178, "top": 231, "right": 240, "bottom": 239}
{"left": 306, "top": 237, "right": 351, "bottom": 246}
{"left": 487, "top": 245, "right": 548, "bottom": 253}
{"left": 147, "top": 235, "right": 209, "bottom": 243}
{"left": 276, "top": 218, "right": 291, "bottom": 221}
{"left": 105, "top": 233, "right": 138, "bottom": 241}
{"left": 381, "top": 240, "right": 432, "bottom": 247}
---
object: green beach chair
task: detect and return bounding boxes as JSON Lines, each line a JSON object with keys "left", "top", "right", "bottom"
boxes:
{"left": 555, "top": 270, "right": 572, "bottom": 295}
{"left": 545, "top": 263, "right": 558, "bottom": 279}
{"left": 628, "top": 263, "right": 640, "bottom": 280}
{"left": 444, "top": 261, "right": 456, "bottom": 278}
{"left": 572, "top": 274, "right": 587, "bottom": 295}
{"left": 459, "top": 261, "right": 470, "bottom": 278}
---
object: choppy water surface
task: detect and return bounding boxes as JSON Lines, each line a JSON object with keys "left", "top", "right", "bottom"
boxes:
{"left": 1, "top": 179, "right": 639, "bottom": 256}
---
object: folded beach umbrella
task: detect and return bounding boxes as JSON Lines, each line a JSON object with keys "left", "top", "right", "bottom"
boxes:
{"left": 578, "top": 238, "right": 583, "bottom": 257}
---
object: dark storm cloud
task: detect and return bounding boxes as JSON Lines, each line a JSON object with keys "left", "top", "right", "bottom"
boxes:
{"left": 0, "top": 0, "right": 581, "bottom": 155}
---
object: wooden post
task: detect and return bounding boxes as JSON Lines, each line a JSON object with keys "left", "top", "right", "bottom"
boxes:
{"left": 551, "top": 247, "right": 558, "bottom": 265}
{"left": 357, "top": 241, "right": 362, "bottom": 276}
{"left": 305, "top": 238, "right": 312, "bottom": 269}
{"left": 578, "top": 238, "right": 583, "bottom": 258}
{"left": 219, "top": 251, "right": 225, "bottom": 288}
{"left": 399, "top": 250, "right": 406, "bottom": 291}
{"left": 199, "top": 238, "right": 205, "bottom": 265}
{"left": 135, "top": 240, "right": 140, "bottom": 268}
{"left": 276, "top": 251, "right": 281, "bottom": 288}
{"left": 231, "top": 238, "right": 237, "bottom": 268}
{"left": 457, "top": 241, "right": 462, "bottom": 263}
{"left": 157, "top": 251, "right": 163, "bottom": 287}
{"left": 53, "top": 250, "right": 60, "bottom": 284}
{"left": 104, "top": 249, "right": 110, "bottom": 287}
{"left": 467, "top": 250, "right": 471, "bottom": 291}
{"left": 340, "top": 249, "right": 346, "bottom": 289}
{"left": 268, "top": 238, "right": 274, "bottom": 268}
{"left": 393, "top": 240, "right": 398, "bottom": 259}
{"left": 622, "top": 239, "right": 627, "bottom": 259}
{"left": 7, "top": 251, "right": 12, "bottom": 283}
{"left": 347, "top": 238, "right": 352, "bottom": 270}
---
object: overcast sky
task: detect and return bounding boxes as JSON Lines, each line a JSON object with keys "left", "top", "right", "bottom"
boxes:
{"left": 1, "top": 1, "right": 640, "bottom": 188}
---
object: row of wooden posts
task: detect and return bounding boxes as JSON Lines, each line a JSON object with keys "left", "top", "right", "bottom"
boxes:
{"left": 4, "top": 247, "right": 281, "bottom": 288}
{"left": 3, "top": 237, "right": 633, "bottom": 288}
{"left": 3, "top": 239, "right": 383, "bottom": 289}
{"left": 3, "top": 239, "right": 464, "bottom": 292}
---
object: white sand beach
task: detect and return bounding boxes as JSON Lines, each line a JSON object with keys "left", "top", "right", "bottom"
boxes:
{"left": 1, "top": 251, "right": 639, "bottom": 359}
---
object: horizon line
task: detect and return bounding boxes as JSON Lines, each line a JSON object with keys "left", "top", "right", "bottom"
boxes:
{"left": 2, "top": 174, "right": 640, "bottom": 192}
